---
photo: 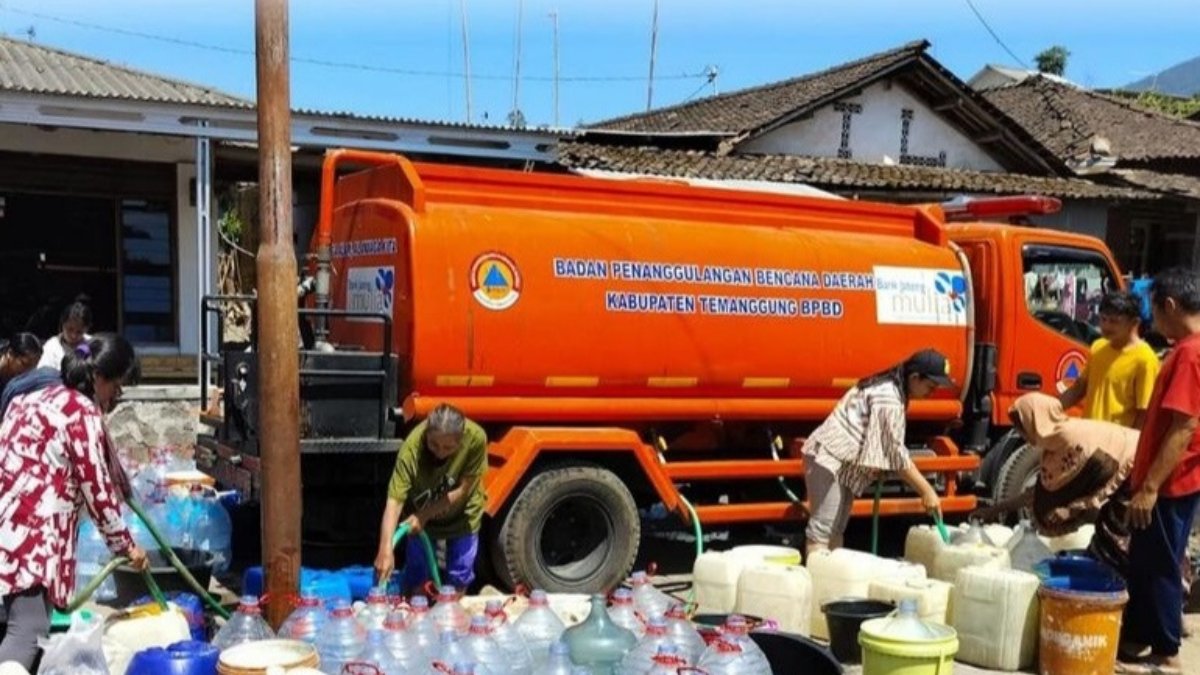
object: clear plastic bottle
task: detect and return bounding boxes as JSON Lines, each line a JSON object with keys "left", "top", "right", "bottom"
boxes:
{"left": 430, "top": 586, "right": 471, "bottom": 636}
{"left": 359, "top": 588, "right": 393, "bottom": 631}
{"left": 348, "top": 628, "right": 408, "bottom": 675}
{"left": 74, "top": 515, "right": 116, "bottom": 602}
{"left": 317, "top": 598, "right": 368, "bottom": 674}
{"left": 432, "top": 630, "right": 496, "bottom": 675}
{"left": 384, "top": 610, "right": 428, "bottom": 672}
{"left": 515, "top": 590, "right": 567, "bottom": 670}
{"left": 697, "top": 616, "right": 770, "bottom": 675}
{"left": 452, "top": 663, "right": 480, "bottom": 675}
{"left": 646, "top": 644, "right": 690, "bottom": 675}
{"left": 606, "top": 588, "right": 644, "bottom": 638}
{"left": 1006, "top": 519, "right": 1054, "bottom": 573}
{"left": 192, "top": 490, "right": 233, "bottom": 575}
{"left": 619, "top": 616, "right": 673, "bottom": 674}
{"left": 662, "top": 604, "right": 705, "bottom": 664}
{"left": 408, "top": 595, "right": 441, "bottom": 653}
{"left": 279, "top": 593, "right": 328, "bottom": 644}
{"left": 211, "top": 596, "right": 275, "bottom": 651}
{"left": 534, "top": 641, "right": 576, "bottom": 675}
{"left": 629, "top": 572, "right": 672, "bottom": 620}
{"left": 564, "top": 594, "right": 638, "bottom": 675}
{"left": 464, "top": 615, "right": 513, "bottom": 675}
{"left": 484, "top": 601, "right": 534, "bottom": 675}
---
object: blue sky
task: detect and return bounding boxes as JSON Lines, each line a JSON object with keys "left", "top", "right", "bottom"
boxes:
{"left": 3, "top": 0, "right": 1196, "bottom": 128}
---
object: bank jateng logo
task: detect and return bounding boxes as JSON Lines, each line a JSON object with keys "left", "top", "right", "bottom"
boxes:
{"left": 935, "top": 272, "right": 968, "bottom": 313}
{"left": 375, "top": 268, "right": 395, "bottom": 310}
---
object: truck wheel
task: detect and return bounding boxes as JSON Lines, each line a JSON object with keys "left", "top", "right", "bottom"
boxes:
{"left": 979, "top": 430, "right": 1024, "bottom": 496}
{"left": 493, "top": 464, "right": 640, "bottom": 593}
{"left": 994, "top": 443, "right": 1042, "bottom": 523}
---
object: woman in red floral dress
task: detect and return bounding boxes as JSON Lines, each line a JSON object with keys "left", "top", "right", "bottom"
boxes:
{"left": 0, "top": 333, "right": 148, "bottom": 668}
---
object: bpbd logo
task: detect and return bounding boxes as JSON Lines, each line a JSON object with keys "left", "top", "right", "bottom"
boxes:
{"left": 935, "top": 272, "right": 968, "bottom": 314}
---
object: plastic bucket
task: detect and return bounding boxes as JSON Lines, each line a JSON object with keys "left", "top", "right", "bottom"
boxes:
{"left": 859, "top": 619, "right": 958, "bottom": 675}
{"left": 1037, "top": 557, "right": 1128, "bottom": 675}
{"left": 822, "top": 599, "right": 894, "bottom": 664}
{"left": 216, "top": 640, "right": 319, "bottom": 674}
{"left": 128, "top": 640, "right": 219, "bottom": 675}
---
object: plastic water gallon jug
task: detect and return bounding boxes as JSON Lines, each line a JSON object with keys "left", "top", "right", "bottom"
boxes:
{"left": 1006, "top": 520, "right": 1054, "bottom": 573}
{"left": 734, "top": 563, "right": 812, "bottom": 636}
{"left": 867, "top": 577, "right": 953, "bottom": 625}
{"left": 359, "top": 588, "right": 392, "bottom": 631}
{"left": 984, "top": 524, "right": 1015, "bottom": 548}
{"left": 212, "top": 596, "right": 275, "bottom": 651}
{"left": 692, "top": 551, "right": 746, "bottom": 614}
{"left": 930, "top": 541, "right": 1010, "bottom": 582}
{"left": 807, "top": 549, "right": 926, "bottom": 640}
{"left": 858, "top": 598, "right": 958, "bottom": 675}
{"left": 432, "top": 630, "right": 496, "bottom": 675}
{"left": 278, "top": 594, "right": 327, "bottom": 644}
{"left": 644, "top": 645, "right": 689, "bottom": 675}
{"left": 696, "top": 616, "right": 771, "bottom": 675}
{"left": 515, "top": 590, "right": 567, "bottom": 669}
{"left": 431, "top": 586, "right": 471, "bottom": 636}
{"left": 951, "top": 566, "right": 1040, "bottom": 670}
{"left": 536, "top": 641, "right": 576, "bottom": 675}
{"left": 484, "top": 601, "right": 534, "bottom": 675}
{"left": 606, "top": 588, "right": 644, "bottom": 638}
{"left": 345, "top": 629, "right": 406, "bottom": 675}
{"left": 902, "top": 525, "right": 947, "bottom": 574}
{"left": 662, "top": 604, "right": 705, "bottom": 664}
{"left": 383, "top": 610, "right": 427, "bottom": 672}
{"left": 316, "top": 599, "right": 367, "bottom": 674}
{"left": 629, "top": 571, "right": 673, "bottom": 620}
{"left": 127, "top": 639, "right": 220, "bottom": 675}
{"left": 1046, "top": 523, "right": 1096, "bottom": 553}
{"left": 408, "top": 595, "right": 440, "bottom": 652}
{"left": 619, "top": 617, "right": 672, "bottom": 674}
{"left": 728, "top": 545, "right": 802, "bottom": 567}
{"left": 74, "top": 516, "right": 117, "bottom": 602}
{"left": 465, "top": 615, "right": 515, "bottom": 675}
{"left": 563, "top": 595, "right": 638, "bottom": 674}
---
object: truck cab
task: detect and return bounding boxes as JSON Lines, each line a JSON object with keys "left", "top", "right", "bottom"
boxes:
{"left": 949, "top": 220, "right": 1125, "bottom": 503}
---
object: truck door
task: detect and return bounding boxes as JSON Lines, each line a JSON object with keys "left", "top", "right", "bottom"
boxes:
{"left": 1003, "top": 243, "right": 1120, "bottom": 415}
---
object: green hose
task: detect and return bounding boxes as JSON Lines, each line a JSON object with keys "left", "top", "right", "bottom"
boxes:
{"left": 387, "top": 522, "right": 442, "bottom": 590}
{"left": 870, "top": 480, "right": 883, "bottom": 556}
{"left": 126, "top": 499, "right": 233, "bottom": 620}
{"left": 63, "top": 556, "right": 167, "bottom": 614}
{"left": 933, "top": 510, "right": 952, "bottom": 544}
{"left": 678, "top": 494, "right": 704, "bottom": 560}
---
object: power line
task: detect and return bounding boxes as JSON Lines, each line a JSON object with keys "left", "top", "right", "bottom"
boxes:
{"left": 963, "top": 0, "right": 1028, "bottom": 68}
{"left": 9, "top": 6, "right": 707, "bottom": 84}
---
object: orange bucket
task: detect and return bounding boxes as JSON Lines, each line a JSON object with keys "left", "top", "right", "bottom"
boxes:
{"left": 1038, "top": 583, "right": 1128, "bottom": 675}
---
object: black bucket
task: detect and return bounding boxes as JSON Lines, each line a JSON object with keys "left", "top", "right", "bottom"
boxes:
{"left": 111, "top": 548, "right": 215, "bottom": 607}
{"left": 692, "top": 614, "right": 843, "bottom": 675}
{"left": 822, "top": 598, "right": 894, "bottom": 664}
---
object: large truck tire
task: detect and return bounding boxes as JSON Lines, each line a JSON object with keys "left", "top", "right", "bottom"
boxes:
{"left": 979, "top": 429, "right": 1024, "bottom": 497}
{"left": 492, "top": 464, "right": 640, "bottom": 593}
{"left": 994, "top": 443, "right": 1042, "bottom": 523}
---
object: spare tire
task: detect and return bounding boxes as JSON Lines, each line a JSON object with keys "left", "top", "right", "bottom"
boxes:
{"left": 492, "top": 463, "right": 640, "bottom": 593}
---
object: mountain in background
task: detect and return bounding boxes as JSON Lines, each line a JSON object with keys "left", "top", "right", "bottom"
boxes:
{"left": 1124, "top": 54, "right": 1200, "bottom": 97}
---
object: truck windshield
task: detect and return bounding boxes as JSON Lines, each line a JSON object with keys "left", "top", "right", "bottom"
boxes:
{"left": 1022, "top": 245, "right": 1118, "bottom": 345}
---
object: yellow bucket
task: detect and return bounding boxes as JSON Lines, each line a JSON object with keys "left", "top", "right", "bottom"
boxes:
{"left": 859, "top": 616, "right": 958, "bottom": 675}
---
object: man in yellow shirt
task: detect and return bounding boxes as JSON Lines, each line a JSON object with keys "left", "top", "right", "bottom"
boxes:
{"left": 1060, "top": 291, "right": 1160, "bottom": 429}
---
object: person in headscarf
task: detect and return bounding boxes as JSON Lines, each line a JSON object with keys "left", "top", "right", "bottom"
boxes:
{"left": 972, "top": 392, "right": 1138, "bottom": 538}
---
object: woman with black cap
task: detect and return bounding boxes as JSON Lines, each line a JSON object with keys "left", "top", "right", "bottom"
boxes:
{"left": 802, "top": 349, "right": 952, "bottom": 555}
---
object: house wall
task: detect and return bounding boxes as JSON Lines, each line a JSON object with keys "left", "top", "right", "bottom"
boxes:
{"left": 0, "top": 124, "right": 211, "bottom": 357}
{"left": 1030, "top": 201, "right": 1110, "bottom": 241}
{"left": 740, "top": 80, "right": 1005, "bottom": 172}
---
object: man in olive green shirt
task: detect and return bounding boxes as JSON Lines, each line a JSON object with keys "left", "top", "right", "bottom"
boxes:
{"left": 374, "top": 403, "right": 488, "bottom": 592}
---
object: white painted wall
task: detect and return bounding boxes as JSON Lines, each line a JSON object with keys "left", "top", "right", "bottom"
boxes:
{"left": 1030, "top": 201, "right": 1109, "bottom": 241}
{"left": 739, "top": 80, "right": 1005, "bottom": 172}
{"left": 0, "top": 124, "right": 203, "bottom": 354}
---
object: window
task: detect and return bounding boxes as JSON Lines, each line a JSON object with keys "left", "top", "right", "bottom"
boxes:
{"left": 121, "top": 200, "right": 175, "bottom": 343}
{"left": 1023, "top": 245, "right": 1117, "bottom": 345}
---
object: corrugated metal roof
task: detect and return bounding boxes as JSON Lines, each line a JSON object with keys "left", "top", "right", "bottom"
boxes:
{"left": 0, "top": 35, "right": 251, "bottom": 107}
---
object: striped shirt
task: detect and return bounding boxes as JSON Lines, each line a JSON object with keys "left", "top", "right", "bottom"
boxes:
{"left": 804, "top": 379, "right": 914, "bottom": 495}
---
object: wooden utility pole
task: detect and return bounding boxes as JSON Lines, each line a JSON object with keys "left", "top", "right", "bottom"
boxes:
{"left": 254, "top": 0, "right": 301, "bottom": 629}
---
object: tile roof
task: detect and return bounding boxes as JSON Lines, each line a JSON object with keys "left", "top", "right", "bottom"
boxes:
{"left": 0, "top": 36, "right": 251, "bottom": 107}
{"left": 1112, "top": 170, "right": 1200, "bottom": 200}
{"left": 983, "top": 76, "right": 1200, "bottom": 164}
{"left": 558, "top": 142, "right": 1156, "bottom": 201}
{"left": 590, "top": 41, "right": 929, "bottom": 135}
